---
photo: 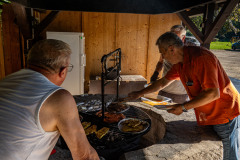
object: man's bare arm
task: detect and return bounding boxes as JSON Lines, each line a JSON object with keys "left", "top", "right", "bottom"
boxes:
{"left": 128, "top": 77, "right": 173, "bottom": 100}
{"left": 167, "top": 88, "right": 220, "bottom": 115}
{"left": 40, "top": 89, "right": 99, "bottom": 160}
{"left": 155, "top": 55, "right": 164, "bottom": 73}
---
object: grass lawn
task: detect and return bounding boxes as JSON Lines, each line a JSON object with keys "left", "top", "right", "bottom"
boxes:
{"left": 210, "top": 41, "right": 232, "bottom": 50}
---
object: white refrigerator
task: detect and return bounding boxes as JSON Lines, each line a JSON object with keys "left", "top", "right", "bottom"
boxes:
{"left": 46, "top": 31, "right": 86, "bottom": 95}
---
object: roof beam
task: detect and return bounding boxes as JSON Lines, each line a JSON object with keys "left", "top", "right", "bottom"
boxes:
{"left": 33, "top": 11, "right": 59, "bottom": 40}
{"left": 185, "top": 7, "right": 205, "bottom": 17}
{"left": 177, "top": 11, "right": 204, "bottom": 43}
{"left": 11, "top": 2, "right": 32, "bottom": 39}
{"left": 204, "top": 0, "right": 239, "bottom": 43}
{"left": 201, "top": 3, "right": 215, "bottom": 48}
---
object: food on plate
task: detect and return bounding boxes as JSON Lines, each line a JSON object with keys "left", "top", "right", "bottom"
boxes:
{"left": 144, "top": 97, "right": 163, "bottom": 102}
{"left": 82, "top": 121, "right": 91, "bottom": 129}
{"left": 96, "top": 111, "right": 126, "bottom": 123}
{"left": 122, "top": 123, "right": 144, "bottom": 132}
{"left": 142, "top": 100, "right": 168, "bottom": 106}
{"left": 120, "top": 118, "right": 148, "bottom": 133}
{"left": 107, "top": 102, "right": 129, "bottom": 113}
{"left": 85, "top": 125, "right": 97, "bottom": 135}
{"left": 95, "top": 127, "right": 110, "bottom": 139}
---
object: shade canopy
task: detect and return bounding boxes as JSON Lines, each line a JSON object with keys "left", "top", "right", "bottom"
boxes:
{"left": 12, "top": 0, "right": 214, "bottom": 14}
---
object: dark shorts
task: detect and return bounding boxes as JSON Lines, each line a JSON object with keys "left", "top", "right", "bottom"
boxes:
{"left": 158, "top": 90, "right": 189, "bottom": 104}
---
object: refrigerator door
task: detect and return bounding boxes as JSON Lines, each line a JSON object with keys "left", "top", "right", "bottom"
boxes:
{"left": 47, "top": 31, "right": 85, "bottom": 95}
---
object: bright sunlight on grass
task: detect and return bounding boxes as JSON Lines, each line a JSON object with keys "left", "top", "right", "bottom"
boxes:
{"left": 210, "top": 42, "right": 232, "bottom": 50}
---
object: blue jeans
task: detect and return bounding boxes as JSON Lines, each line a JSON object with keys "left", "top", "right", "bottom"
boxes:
{"left": 213, "top": 115, "right": 240, "bottom": 160}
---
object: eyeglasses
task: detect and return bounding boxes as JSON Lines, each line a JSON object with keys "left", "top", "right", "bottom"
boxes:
{"left": 66, "top": 64, "right": 74, "bottom": 72}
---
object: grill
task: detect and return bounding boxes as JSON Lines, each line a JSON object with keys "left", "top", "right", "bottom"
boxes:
{"left": 59, "top": 49, "right": 151, "bottom": 160}
{"left": 72, "top": 95, "right": 151, "bottom": 159}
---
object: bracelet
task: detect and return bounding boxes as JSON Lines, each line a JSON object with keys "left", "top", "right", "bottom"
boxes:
{"left": 181, "top": 104, "right": 188, "bottom": 112}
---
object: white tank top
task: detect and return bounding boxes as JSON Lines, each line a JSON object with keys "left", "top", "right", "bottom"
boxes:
{"left": 0, "top": 69, "right": 62, "bottom": 160}
{"left": 162, "top": 60, "right": 187, "bottom": 95}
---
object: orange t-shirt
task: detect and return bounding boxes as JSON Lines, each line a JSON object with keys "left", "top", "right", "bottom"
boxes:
{"left": 165, "top": 46, "right": 240, "bottom": 125}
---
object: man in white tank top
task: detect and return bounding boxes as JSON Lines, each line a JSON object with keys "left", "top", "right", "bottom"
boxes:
{"left": 0, "top": 39, "right": 99, "bottom": 160}
{"left": 150, "top": 25, "right": 190, "bottom": 103}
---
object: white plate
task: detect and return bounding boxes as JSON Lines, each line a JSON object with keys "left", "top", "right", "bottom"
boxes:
{"left": 140, "top": 96, "right": 172, "bottom": 105}
{"left": 153, "top": 105, "right": 171, "bottom": 110}
{"left": 141, "top": 93, "right": 172, "bottom": 103}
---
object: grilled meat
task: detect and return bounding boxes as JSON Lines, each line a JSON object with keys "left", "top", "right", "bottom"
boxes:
{"left": 96, "top": 111, "right": 126, "bottom": 123}
{"left": 107, "top": 103, "right": 128, "bottom": 113}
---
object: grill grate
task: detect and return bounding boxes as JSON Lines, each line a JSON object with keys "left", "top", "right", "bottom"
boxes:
{"left": 73, "top": 94, "right": 151, "bottom": 159}
{"left": 79, "top": 105, "right": 151, "bottom": 148}
{"left": 124, "top": 105, "right": 150, "bottom": 120}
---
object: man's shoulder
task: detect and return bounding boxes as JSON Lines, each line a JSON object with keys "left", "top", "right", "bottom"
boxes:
{"left": 47, "top": 89, "right": 73, "bottom": 104}
{"left": 184, "top": 46, "right": 212, "bottom": 58}
{"left": 41, "top": 89, "right": 75, "bottom": 114}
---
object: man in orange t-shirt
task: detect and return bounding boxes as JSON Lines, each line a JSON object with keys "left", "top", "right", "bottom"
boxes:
{"left": 128, "top": 32, "right": 240, "bottom": 160}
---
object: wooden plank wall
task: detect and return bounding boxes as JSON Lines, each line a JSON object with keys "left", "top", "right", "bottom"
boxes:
{"left": 82, "top": 12, "right": 116, "bottom": 79}
{"left": 147, "top": 14, "right": 181, "bottom": 80}
{"left": 116, "top": 14, "right": 149, "bottom": 77}
{"left": 40, "top": 11, "right": 82, "bottom": 37}
{"left": 41, "top": 11, "right": 181, "bottom": 91}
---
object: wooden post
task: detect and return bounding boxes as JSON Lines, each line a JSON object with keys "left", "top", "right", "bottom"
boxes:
{"left": 0, "top": 16, "right": 5, "bottom": 80}
{"left": 2, "top": 4, "right": 22, "bottom": 76}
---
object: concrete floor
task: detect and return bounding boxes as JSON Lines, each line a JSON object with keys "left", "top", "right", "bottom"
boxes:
{"left": 213, "top": 49, "right": 240, "bottom": 92}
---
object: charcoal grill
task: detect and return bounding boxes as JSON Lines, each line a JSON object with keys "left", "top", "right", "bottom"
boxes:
{"left": 59, "top": 49, "right": 151, "bottom": 160}
{"left": 77, "top": 100, "right": 151, "bottom": 159}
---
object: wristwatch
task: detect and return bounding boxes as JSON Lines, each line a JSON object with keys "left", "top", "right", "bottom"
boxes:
{"left": 181, "top": 104, "right": 188, "bottom": 112}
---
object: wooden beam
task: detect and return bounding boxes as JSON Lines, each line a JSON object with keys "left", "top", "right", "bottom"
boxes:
{"left": 177, "top": 11, "right": 204, "bottom": 43}
{"left": 2, "top": 4, "right": 22, "bottom": 75}
{"left": 201, "top": 3, "right": 215, "bottom": 48}
{"left": 34, "top": 11, "right": 59, "bottom": 39}
{"left": 11, "top": 2, "right": 32, "bottom": 39}
{"left": 202, "top": 3, "right": 215, "bottom": 35}
{"left": 204, "top": 0, "right": 239, "bottom": 43}
{"left": 0, "top": 20, "right": 5, "bottom": 80}
{"left": 185, "top": 7, "right": 205, "bottom": 17}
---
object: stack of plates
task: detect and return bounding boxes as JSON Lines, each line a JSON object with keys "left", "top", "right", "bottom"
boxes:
{"left": 141, "top": 94, "right": 172, "bottom": 110}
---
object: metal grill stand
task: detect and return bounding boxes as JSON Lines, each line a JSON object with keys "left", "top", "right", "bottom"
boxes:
{"left": 101, "top": 48, "right": 121, "bottom": 121}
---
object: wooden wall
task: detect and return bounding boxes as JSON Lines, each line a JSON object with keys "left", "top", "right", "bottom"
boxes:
{"left": 41, "top": 11, "right": 181, "bottom": 91}
{"left": 0, "top": 9, "right": 180, "bottom": 87}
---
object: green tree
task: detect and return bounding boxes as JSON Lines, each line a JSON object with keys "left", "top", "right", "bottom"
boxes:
{"left": 188, "top": 3, "right": 240, "bottom": 41}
